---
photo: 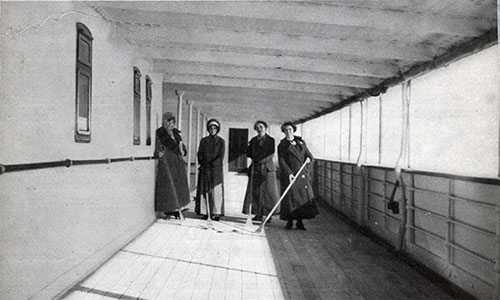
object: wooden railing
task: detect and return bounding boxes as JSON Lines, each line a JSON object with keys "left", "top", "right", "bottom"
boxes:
{"left": 314, "top": 159, "right": 500, "bottom": 300}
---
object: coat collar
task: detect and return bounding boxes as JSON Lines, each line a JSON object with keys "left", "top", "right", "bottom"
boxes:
{"left": 282, "top": 136, "right": 303, "bottom": 161}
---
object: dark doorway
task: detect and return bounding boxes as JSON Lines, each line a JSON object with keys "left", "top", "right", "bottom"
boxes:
{"left": 228, "top": 128, "right": 248, "bottom": 172}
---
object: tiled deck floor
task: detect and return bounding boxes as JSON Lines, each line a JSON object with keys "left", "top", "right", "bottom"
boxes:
{"left": 62, "top": 208, "right": 462, "bottom": 300}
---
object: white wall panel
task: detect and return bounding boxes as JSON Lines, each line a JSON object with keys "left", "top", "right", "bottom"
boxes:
{"left": 409, "top": 45, "right": 499, "bottom": 177}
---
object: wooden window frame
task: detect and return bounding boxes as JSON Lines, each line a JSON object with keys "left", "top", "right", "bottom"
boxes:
{"left": 133, "top": 67, "right": 141, "bottom": 145}
{"left": 146, "top": 76, "right": 152, "bottom": 146}
{"left": 75, "top": 23, "right": 93, "bottom": 143}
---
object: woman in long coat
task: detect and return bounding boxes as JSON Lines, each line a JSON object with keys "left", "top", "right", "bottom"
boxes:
{"left": 154, "top": 112, "right": 191, "bottom": 219}
{"left": 195, "top": 119, "right": 225, "bottom": 221}
{"left": 242, "top": 120, "right": 280, "bottom": 222}
{"left": 278, "top": 121, "right": 318, "bottom": 230}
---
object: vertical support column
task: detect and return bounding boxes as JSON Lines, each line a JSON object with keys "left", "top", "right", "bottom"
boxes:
{"left": 495, "top": 6, "right": 500, "bottom": 296}
{"left": 202, "top": 115, "right": 207, "bottom": 137}
{"left": 187, "top": 101, "right": 193, "bottom": 190}
{"left": 176, "top": 90, "right": 184, "bottom": 132}
{"left": 195, "top": 109, "right": 201, "bottom": 186}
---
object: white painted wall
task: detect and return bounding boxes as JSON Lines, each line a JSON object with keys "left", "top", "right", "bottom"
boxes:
{"left": 0, "top": 3, "right": 162, "bottom": 299}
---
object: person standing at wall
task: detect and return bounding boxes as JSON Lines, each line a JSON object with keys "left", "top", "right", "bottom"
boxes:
{"left": 278, "top": 122, "right": 318, "bottom": 230}
{"left": 195, "top": 119, "right": 225, "bottom": 221}
{"left": 242, "top": 120, "right": 280, "bottom": 223}
{"left": 154, "top": 112, "right": 191, "bottom": 219}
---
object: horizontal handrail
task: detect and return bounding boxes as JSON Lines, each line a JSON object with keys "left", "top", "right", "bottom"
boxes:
{"left": 316, "top": 159, "right": 500, "bottom": 186}
{"left": 402, "top": 168, "right": 500, "bottom": 186}
{"left": 0, "top": 156, "right": 155, "bottom": 175}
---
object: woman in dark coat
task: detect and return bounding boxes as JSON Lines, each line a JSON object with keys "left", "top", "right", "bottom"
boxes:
{"left": 278, "top": 122, "right": 318, "bottom": 230}
{"left": 195, "top": 119, "right": 225, "bottom": 221}
{"left": 154, "top": 112, "right": 191, "bottom": 219}
{"left": 242, "top": 120, "right": 280, "bottom": 222}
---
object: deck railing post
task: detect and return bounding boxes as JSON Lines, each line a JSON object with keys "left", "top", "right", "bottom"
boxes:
{"left": 495, "top": 199, "right": 500, "bottom": 299}
{"left": 446, "top": 179, "right": 456, "bottom": 270}
{"left": 406, "top": 173, "right": 415, "bottom": 245}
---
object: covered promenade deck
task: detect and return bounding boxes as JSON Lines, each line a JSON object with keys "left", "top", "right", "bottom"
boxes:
{"left": 62, "top": 207, "right": 463, "bottom": 300}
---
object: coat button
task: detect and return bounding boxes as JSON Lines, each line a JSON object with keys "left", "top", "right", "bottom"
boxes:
{"left": 305, "top": 185, "right": 308, "bottom": 189}
{"left": 302, "top": 175, "right": 305, "bottom": 178}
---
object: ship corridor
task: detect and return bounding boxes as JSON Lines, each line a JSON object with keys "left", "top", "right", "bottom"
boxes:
{"left": 1, "top": 2, "right": 500, "bottom": 300}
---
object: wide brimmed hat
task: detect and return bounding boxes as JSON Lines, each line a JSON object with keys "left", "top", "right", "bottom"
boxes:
{"left": 206, "top": 118, "right": 221, "bottom": 134}
{"left": 162, "top": 112, "right": 176, "bottom": 122}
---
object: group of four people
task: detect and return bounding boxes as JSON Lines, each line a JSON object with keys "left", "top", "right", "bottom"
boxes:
{"left": 154, "top": 112, "right": 318, "bottom": 230}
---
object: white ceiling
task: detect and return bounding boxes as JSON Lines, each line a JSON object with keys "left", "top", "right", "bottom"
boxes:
{"left": 89, "top": 1, "right": 498, "bottom": 123}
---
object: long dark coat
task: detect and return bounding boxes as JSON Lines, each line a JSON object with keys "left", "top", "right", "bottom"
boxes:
{"left": 242, "top": 134, "right": 280, "bottom": 216}
{"left": 154, "top": 127, "right": 191, "bottom": 213}
{"left": 195, "top": 135, "right": 225, "bottom": 215}
{"left": 278, "top": 136, "right": 318, "bottom": 220}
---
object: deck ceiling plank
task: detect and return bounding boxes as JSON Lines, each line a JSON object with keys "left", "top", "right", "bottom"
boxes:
{"left": 143, "top": 44, "right": 398, "bottom": 78}
{"left": 162, "top": 73, "right": 360, "bottom": 96}
{"left": 116, "top": 24, "right": 432, "bottom": 61}
{"left": 137, "top": 40, "right": 409, "bottom": 66}
{"left": 196, "top": 107, "right": 309, "bottom": 123}
{"left": 181, "top": 91, "right": 334, "bottom": 107}
{"left": 96, "top": 2, "right": 494, "bottom": 36}
{"left": 154, "top": 60, "right": 381, "bottom": 89}
{"left": 100, "top": 7, "right": 431, "bottom": 43}
{"left": 324, "top": 0, "right": 498, "bottom": 19}
{"left": 193, "top": 102, "right": 326, "bottom": 116}
{"left": 166, "top": 83, "right": 341, "bottom": 103}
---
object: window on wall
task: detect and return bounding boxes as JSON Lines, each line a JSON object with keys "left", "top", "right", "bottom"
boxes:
{"left": 146, "top": 76, "right": 152, "bottom": 146}
{"left": 133, "top": 67, "right": 141, "bottom": 145}
{"left": 75, "top": 23, "right": 93, "bottom": 143}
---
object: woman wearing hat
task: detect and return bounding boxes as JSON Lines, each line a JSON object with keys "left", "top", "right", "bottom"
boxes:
{"left": 195, "top": 119, "right": 225, "bottom": 221}
{"left": 242, "top": 120, "right": 280, "bottom": 222}
{"left": 278, "top": 121, "right": 318, "bottom": 230}
{"left": 153, "top": 112, "right": 191, "bottom": 219}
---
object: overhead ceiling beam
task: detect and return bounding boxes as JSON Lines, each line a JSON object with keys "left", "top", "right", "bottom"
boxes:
{"left": 154, "top": 60, "right": 381, "bottom": 89}
{"left": 115, "top": 24, "right": 432, "bottom": 61}
{"left": 98, "top": 7, "right": 419, "bottom": 43}
{"left": 297, "top": 29, "right": 498, "bottom": 124}
{"left": 163, "top": 73, "right": 360, "bottom": 96}
{"left": 179, "top": 91, "right": 335, "bottom": 107}
{"left": 142, "top": 44, "right": 398, "bottom": 78}
{"left": 195, "top": 105, "right": 310, "bottom": 123}
{"left": 95, "top": 2, "right": 493, "bottom": 36}
{"left": 321, "top": 0, "right": 498, "bottom": 19}
{"left": 165, "top": 83, "right": 341, "bottom": 103}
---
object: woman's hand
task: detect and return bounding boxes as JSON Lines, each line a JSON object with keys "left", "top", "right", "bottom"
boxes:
{"left": 158, "top": 151, "right": 164, "bottom": 159}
